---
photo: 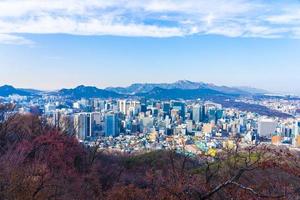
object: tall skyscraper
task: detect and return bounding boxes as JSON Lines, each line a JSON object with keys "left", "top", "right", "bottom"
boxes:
{"left": 140, "top": 98, "right": 147, "bottom": 113}
{"left": 74, "top": 113, "right": 91, "bottom": 140}
{"left": 162, "top": 102, "right": 171, "bottom": 114}
{"left": 192, "top": 104, "right": 202, "bottom": 123}
{"left": 90, "top": 112, "right": 102, "bottom": 137}
{"left": 118, "top": 100, "right": 127, "bottom": 114}
{"left": 105, "top": 112, "right": 120, "bottom": 137}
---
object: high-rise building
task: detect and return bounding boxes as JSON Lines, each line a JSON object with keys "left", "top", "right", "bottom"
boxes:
{"left": 105, "top": 101, "right": 112, "bottom": 111}
{"left": 140, "top": 98, "right": 147, "bottom": 113}
{"left": 172, "top": 101, "right": 185, "bottom": 120}
{"left": 74, "top": 113, "right": 91, "bottom": 140}
{"left": 118, "top": 100, "right": 127, "bottom": 114}
{"left": 152, "top": 108, "right": 158, "bottom": 117}
{"left": 93, "top": 99, "right": 105, "bottom": 111}
{"left": 186, "top": 120, "right": 193, "bottom": 133}
{"left": 141, "top": 104, "right": 147, "bottom": 113}
{"left": 105, "top": 112, "right": 120, "bottom": 137}
{"left": 162, "top": 102, "right": 171, "bottom": 114}
{"left": 90, "top": 112, "right": 102, "bottom": 137}
{"left": 74, "top": 112, "right": 103, "bottom": 140}
{"left": 216, "top": 109, "right": 223, "bottom": 120}
{"left": 127, "top": 101, "right": 141, "bottom": 116}
{"left": 192, "top": 104, "right": 204, "bottom": 123}
{"left": 208, "top": 109, "right": 217, "bottom": 123}
{"left": 257, "top": 118, "right": 277, "bottom": 138}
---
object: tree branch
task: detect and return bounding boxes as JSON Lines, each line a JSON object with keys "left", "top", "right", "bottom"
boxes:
{"left": 230, "top": 181, "right": 285, "bottom": 199}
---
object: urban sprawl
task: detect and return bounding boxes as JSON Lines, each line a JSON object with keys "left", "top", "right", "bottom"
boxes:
{"left": 1, "top": 94, "right": 300, "bottom": 156}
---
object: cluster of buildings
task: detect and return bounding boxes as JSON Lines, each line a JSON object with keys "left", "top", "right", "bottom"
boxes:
{"left": 1, "top": 94, "right": 300, "bottom": 155}
{"left": 240, "top": 97, "right": 300, "bottom": 116}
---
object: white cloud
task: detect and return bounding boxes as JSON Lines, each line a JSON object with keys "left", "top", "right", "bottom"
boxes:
{"left": 266, "top": 9, "right": 300, "bottom": 25}
{"left": 0, "top": 16, "right": 185, "bottom": 37}
{"left": 0, "top": 34, "right": 33, "bottom": 45}
{"left": 0, "top": 0, "right": 300, "bottom": 44}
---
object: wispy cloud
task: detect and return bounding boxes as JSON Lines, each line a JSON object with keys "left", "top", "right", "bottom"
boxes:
{"left": 0, "top": 34, "right": 33, "bottom": 45}
{"left": 266, "top": 8, "right": 300, "bottom": 25}
{"left": 0, "top": 0, "right": 300, "bottom": 44}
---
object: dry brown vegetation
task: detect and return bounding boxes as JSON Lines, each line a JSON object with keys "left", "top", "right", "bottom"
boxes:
{"left": 0, "top": 104, "right": 299, "bottom": 200}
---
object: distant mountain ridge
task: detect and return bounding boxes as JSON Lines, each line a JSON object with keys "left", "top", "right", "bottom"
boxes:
{"left": 0, "top": 81, "right": 269, "bottom": 99}
{"left": 135, "top": 87, "right": 235, "bottom": 100}
{"left": 58, "top": 85, "right": 121, "bottom": 99}
{"left": 0, "top": 85, "right": 35, "bottom": 97}
{"left": 106, "top": 80, "right": 266, "bottom": 95}
{"left": 235, "top": 86, "right": 269, "bottom": 95}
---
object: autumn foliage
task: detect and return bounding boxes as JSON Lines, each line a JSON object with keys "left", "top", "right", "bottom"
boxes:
{"left": 0, "top": 110, "right": 299, "bottom": 199}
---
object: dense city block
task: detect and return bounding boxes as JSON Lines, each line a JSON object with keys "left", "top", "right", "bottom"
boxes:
{"left": 1, "top": 92, "right": 300, "bottom": 156}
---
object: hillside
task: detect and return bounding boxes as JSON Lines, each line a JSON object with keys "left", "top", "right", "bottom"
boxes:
{"left": 0, "top": 85, "right": 34, "bottom": 97}
{"left": 58, "top": 85, "right": 122, "bottom": 99}
{"left": 0, "top": 112, "right": 299, "bottom": 200}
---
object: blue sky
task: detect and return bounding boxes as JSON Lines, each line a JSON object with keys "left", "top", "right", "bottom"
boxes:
{"left": 0, "top": 0, "right": 300, "bottom": 94}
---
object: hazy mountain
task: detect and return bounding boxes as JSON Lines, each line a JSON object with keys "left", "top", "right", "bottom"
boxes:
{"left": 235, "top": 86, "right": 268, "bottom": 95}
{"left": 136, "top": 87, "right": 236, "bottom": 100}
{"left": 58, "top": 85, "right": 122, "bottom": 99}
{"left": 0, "top": 85, "right": 34, "bottom": 97}
{"left": 19, "top": 88, "right": 44, "bottom": 95}
{"left": 106, "top": 80, "right": 207, "bottom": 94}
{"left": 0, "top": 81, "right": 270, "bottom": 99}
{"left": 106, "top": 80, "right": 261, "bottom": 95}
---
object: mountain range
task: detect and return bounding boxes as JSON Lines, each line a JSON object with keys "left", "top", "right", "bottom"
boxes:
{"left": 0, "top": 85, "right": 35, "bottom": 97}
{"left": 59, "top": 85, "right": 121, "bottom": 99}
{"left": 105, "top": 80, "right": 266, "bottom": 95}
{"left": 0, "top": 80, "right": 269, "bottom": 99}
